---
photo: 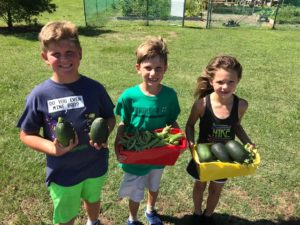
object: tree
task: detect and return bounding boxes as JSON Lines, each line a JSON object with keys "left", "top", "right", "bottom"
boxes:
{"left": 0, "top": 0, "right": 56, "bottom": 28}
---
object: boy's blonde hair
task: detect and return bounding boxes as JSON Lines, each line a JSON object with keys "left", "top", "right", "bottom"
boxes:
{"left": 136, "top": 37, "right": 168, "bottom": 65}
{"left": 38, "top": 21, "right": 81, "bottom": 52}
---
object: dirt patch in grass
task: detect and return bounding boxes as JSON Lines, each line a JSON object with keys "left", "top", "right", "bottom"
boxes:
{"left": 225, "top": 187, "right": 298, "bottom": 220}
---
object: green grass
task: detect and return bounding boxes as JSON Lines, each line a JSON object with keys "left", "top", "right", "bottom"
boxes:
{"left": 0, "top": 0, "right": 300, "bottom": 224}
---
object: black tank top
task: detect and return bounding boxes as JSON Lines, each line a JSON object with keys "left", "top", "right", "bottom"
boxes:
{"left": 198, "top": 94, "right": 239, "bottom": 144}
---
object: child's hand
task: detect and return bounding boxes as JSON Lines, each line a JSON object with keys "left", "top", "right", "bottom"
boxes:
{"left": 89, "top": 140, "right": 108, "bottom": 150}
{"left": 52, "top": 133, "right": 79, "bottom": 156}
{"left": 188, "top": 140, "right": 195, "bottom": 151}
{"left": 246, "top": 143, "right": 256, "bottom": 150}
{"left": 114, "top": 143, "right": 127, "bottom": 162}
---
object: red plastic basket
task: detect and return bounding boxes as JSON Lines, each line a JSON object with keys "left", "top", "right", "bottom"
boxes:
{"left": 116, "top": 128, "right": 187, "bottom": 166}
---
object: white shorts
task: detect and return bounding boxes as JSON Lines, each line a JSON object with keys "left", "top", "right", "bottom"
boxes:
{"left": 118, "top": 168, "right": 164, "bottom": 202}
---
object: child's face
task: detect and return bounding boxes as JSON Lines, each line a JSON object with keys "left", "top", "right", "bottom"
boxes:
{"left": 135, "top": 55, "right": 167, "bottom": 89}
{"left": 41, "top": 40, "right": 82, "bottom": 83}
{"left": 210, "top": 68, "right": 239, "bottom": 98}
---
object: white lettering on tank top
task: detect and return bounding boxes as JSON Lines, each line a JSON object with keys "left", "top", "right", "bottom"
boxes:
{"left": 47, "top": 96, "right": 84, "bottom": 113}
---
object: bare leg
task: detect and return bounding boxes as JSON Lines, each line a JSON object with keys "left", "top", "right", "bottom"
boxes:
{"left": 193, "top": 180, "right": 207, "bottom": 215}
{"left": 84, "top": 200, "right": 100, "bottom": 221}
{"left": 147, "top": 190, "right": 159, "bottom": 212}
{"left": 129, "top": 199, "right": 140, "bottom": 221}
{"left": 205, "top": 181, "right": 225, "bottom": 216}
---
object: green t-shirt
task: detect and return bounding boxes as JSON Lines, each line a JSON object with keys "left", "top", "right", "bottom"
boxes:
{"left": 115, "top": 84, "right": 180, "bottom": 175}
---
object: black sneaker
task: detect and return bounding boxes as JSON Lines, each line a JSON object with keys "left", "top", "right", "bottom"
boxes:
{"left": 191, "top": 213, "right": 203, "bottom": 225}
{"left": 126, "top": 220, "right": 143, "bottom": 225}
{"left": 202, "top": 213, "right": 215, "bottom": 225}
{"left": 93, "top": 220, "right": 102, "bottom": 225}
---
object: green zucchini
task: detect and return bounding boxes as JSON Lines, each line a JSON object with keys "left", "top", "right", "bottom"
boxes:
{"left": 211, "top": 143, "right": 232, "bottom": 162}
{"left": 55, "top": 117, "right": 75, "bottom": 147}
{"left": 225, "top": 140, "right": 250, "bottom": 164}
{"left": 90, "top": 117, "right": 109, "bottom": 145}
{"left": 196, "top": 144, "right": 215, "bottom": 162}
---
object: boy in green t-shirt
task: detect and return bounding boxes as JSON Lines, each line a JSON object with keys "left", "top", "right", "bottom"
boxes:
{"left": 114, "top": 37, "right": 181, "bottom": 225}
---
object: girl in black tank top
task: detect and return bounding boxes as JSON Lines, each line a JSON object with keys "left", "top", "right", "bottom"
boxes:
{"left": 185, "top": 55, "right": 255, "bottom": 224}
{"left": 198, "top": 94, "right": 239, "bottom": 144}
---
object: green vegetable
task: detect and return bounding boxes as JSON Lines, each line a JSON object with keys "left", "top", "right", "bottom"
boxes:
{"left": 196, "top": 144, "right": 215, "bottom": 162}
{"left": 225, "top": 140, "right": 251, "bottom": 164}
{"left": 55, "top": 117, "right": 75, "bottom": 147}
{"left": 121, "top": 125, "right": 184, "bottom": 151}
{"left": 90, "top": 117, "right": 109, "bottom": 145}
{"left": 211, "top": 143, "right": 232, "bottom": 162}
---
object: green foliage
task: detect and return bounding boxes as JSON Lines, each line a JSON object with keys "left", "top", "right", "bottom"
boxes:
{"left": 284, "top": 0, "right": 300, "bottom": 6}
{"left": 258, "top": 7, "right": 275, "bottom": 17}
{"left": 185, "top": 0, "right": 206, "bottom": 17}
{"left": 277, "top": 5, "right": 300, "bottom": 24}
{"left": 119, "top": 0, "right": 171, "bottom": 19}
{"left": 0, "top": 0, "right": 56, "bottom": 28}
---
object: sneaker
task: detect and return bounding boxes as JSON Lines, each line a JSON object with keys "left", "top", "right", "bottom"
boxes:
{"left": 126, "top": 219, "right": 143, "bottom": 225}
{"left": 145, "top": 210, "right": 163, "bottom": 225}
{"left": 92, "top": 220, "right": 102, "bottom": 225}
{"left": 202, "top": 213, "right": 215, "bottom": 225}
{"left": 191, "top": 213, "right": 203, "bottom": 225}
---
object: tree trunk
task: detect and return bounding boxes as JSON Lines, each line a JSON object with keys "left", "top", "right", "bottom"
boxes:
{"left": 7, "top": 7, "right": 13, "bottom": 28}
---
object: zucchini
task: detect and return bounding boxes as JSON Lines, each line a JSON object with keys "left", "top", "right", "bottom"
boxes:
{"left": 211, "top": 143, "right": 232, "bottom": 162}
{"left": 196, "top": 144, "right": 215, "bottom": 162}
{"left": 90, "top": 117, "right": 109, "bottom": 145}
{"left": 225, "top": 140, "right": 250, "bottom": 164}
{"left": 55, "top": 117, "right": 75, "bottom": 147}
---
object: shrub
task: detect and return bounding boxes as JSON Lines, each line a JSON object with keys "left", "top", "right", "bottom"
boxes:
{"left": 119, "top": 0, "right": 171, "bottom": 19}
{"left": 277, "top": 5, "right": 300, "bottom": 24}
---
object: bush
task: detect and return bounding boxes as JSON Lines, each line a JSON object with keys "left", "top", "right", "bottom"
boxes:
{"left": 284, "top": 0, "right": 300, "bottom": 7}
{"left": 119, "top": 0, "right": 171, "bottom": 19}
{"left": 277, "top": 5, "right": 300, "bottom": 24}
{"left": 185, "top": 0, "right": 206, "bottom": 18}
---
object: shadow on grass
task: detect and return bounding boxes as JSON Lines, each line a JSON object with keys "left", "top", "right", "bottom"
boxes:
{"left": 0, "top": 25, "right": 116, "bottom": 41}
{"left": 160, "top": 213, "right": 300, "bottom": 225}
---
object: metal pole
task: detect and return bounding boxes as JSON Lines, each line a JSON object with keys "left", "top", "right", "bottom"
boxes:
{"left": 182, "top": 0, "right": 186, "bottom": 27}
{"left": 96, "top": 0, "right": 99, "bottom": 18}
{"left": 272, "top": 0, "right": 281, "bottom": 29}
{"left": 146, "top": 0, "right": 149, "bottom": 26}
{"left": 83, "top": 0, "right": 87, "bottom": 26}
{"left": 206, "top": 0, "right": 212, "bottom": 29}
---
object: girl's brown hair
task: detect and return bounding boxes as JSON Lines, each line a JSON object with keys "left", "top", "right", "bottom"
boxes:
{"left": 194, "top": 55, "right": 243, "bottom": 98}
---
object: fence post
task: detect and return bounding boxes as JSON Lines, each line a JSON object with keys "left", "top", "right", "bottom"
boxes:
{"left": 206, "top": 0, "right": 212, "bottom": 29}
{"left": 146, "top": 0, "right": 149, "bottom": 26}
{"left": 96, "top": 0, "right": 99, "bottom": 18}
{"left": 83, "top": 0, "right": 87, "bottom": 26}
{"left": 182, "top": 0, "right": 186, "bottom": 27}
{"left": 272, "top": 0, "right": 281, "bottom": 29}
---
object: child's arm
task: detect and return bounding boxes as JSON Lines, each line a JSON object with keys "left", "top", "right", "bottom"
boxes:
{"left": 185, "top": 99, "right": 205, "bottom": 150}
{"left": 105, "top": 116, "right": 116, "bottom": 135}
{"left": 19, "top": 130, "right": 78, "bottom": 156}
{"left": 236, "top": 98, "right": 255, "bottom": 146}
{"left": 114, "top": 122, "right": 127, "bottom": 162}
{"left": 170, "top": 121, "right": 179, "bottom": 129}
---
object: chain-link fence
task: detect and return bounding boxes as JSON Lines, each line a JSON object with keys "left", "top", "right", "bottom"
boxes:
{"left": 83, "top": 0, "right": 300, "bottom": 29}
{"left": 205, "top": 0, "right": 300, "bottom": 29}
{"left": 83, "top": 0, "right": 186, "bottom": 27}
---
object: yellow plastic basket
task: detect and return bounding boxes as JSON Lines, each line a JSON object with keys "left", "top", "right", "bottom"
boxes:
{"left": 192, "top": 144, "right": 261, "bottom": 182}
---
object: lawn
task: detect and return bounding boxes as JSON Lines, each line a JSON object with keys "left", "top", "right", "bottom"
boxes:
{"left": 0, "top": 0, "right": 299, "bottom": 225}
